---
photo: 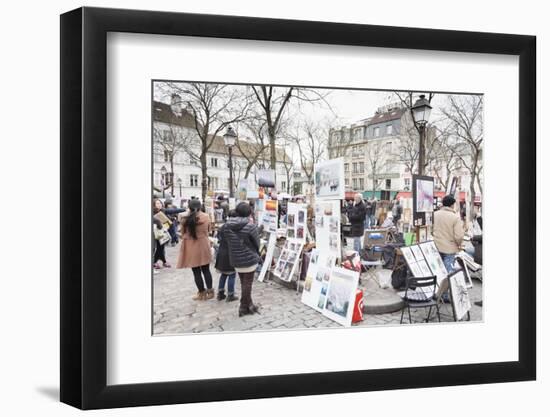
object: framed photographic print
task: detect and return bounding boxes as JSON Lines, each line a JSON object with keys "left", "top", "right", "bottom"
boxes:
{"left": 61, "top": 6, "right": 536, "bottom": 410}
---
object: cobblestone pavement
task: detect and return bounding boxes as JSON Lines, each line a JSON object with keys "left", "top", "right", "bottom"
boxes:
{"left": 153, "top": 243, "right": 483, "bottom": 335}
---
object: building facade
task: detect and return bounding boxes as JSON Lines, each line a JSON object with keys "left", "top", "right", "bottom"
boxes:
{"left": 153, "top": 99, "right": 292, "bottom": 200}
{"left": 328, "top": 103, "right": 481, "bottom": 201}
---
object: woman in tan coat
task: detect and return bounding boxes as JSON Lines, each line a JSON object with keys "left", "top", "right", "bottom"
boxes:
{"left": 177, "top": 199, "right": 214, "bottom": 300}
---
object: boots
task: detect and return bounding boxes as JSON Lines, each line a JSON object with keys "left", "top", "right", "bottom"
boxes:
{"left": 192, "top": 291, "right": 206, "bottom": 301}
{"left": 217, "top": 290, "right": 226, "bottom": 301}
{"left": 205, "top": 288, "right": 215, "bottom": 300}
{"left": 226, "top": 293, "right": 238, "bottom": 303}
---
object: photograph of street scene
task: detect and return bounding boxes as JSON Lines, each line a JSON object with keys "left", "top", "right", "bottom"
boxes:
{"left": 152, "top": 80, "right": 483, "bottom": 334}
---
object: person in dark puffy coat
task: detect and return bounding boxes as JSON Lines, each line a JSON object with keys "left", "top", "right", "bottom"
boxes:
{"left": 347, "top": 194, "right": 367, "bottom": 253}
{"left": 224, "top": 202, "right": 261, "bottom": 316}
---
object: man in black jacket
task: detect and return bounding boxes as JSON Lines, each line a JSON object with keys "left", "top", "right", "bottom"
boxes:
{"left": 348, "top": 194, "right": 367, "bottom": 253}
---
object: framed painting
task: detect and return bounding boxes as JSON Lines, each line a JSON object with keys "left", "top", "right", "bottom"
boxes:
{"left": 61, "top": 6, "right": 536, "bottom": 410}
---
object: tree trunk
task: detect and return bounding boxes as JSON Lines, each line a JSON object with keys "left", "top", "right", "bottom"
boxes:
{"left": 200, "top": 152, "right": 208, "bottom": 202}
{"left": 170, "top": 158, "right": 174, "bottom": 197}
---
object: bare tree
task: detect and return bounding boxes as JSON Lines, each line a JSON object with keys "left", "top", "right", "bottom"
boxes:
{"left": 156, "top": 82, "right": 249, "bottom": 201}
{"left": 249, "top": 86, "right": 331, "bottom": 172}
{"left": 365, "top": 141, "right": 385, "bottom": 197}
{"left": 440, "top": 95, "right": 483, "bottom": 220}
{"left": 287, "top": 120, "right": 327, "bottom": 187}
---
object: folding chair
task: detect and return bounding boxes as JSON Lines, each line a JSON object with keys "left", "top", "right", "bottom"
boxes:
{"left": 399, "top": 275, "right": 440, "bottom": 324}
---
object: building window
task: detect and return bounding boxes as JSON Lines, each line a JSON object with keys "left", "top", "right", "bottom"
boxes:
{"left": 404, "top": 178, "right": 411, "bottom": 190}
{"left": 374, "top": 127, "right": 380, "bottom": 137}
{"left": 163, "top": 150, "right": 171, "bottom": 162}
{"left": 386, "top": 141, "right": 392, "bottom": 153}
{"left": 345, "top": 178, "right": 349, "bottom": 186}
{"left": 352, "top": 178, "right": 358, "bottom": 190}
{"left": 344, "top": 163, "right": 349, "bottom": 172}
{"left": 386, "top": 124, "right": 393, "bottom": 135}
{"left": 359, "top": 178, "right": 364, "bottom": 190}
{"left": 359, "top": 162, "right": 364, "bottom": 173}
{"left": 189, "top": 174, "right": 199, "bottom": 187}
{"left": 161, "top": 171, "right": 174, "bottom": 187}
{"left": 385, "top": 179, "right": 391, "bottom": 189}
{"left": 281, "top": 181, "right": 286, "bottom": 190}
{"left": 210, "top": 157, "right": 218, "bottom": 168}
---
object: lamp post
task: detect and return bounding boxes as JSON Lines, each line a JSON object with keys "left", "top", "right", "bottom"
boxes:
{"left": 223, "top": 126, "right": 237, "bottom": 198}
{"left": 177, "top": 177, "right": 182, "bottom": 197}
{"left": 411, "top": 94, "right": 432, "bottom": 176}
{"left": 160, "top": 166, "right": 167, "bottom": 198}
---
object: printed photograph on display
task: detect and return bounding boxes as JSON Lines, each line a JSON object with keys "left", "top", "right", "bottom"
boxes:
{"left": 314, "top": 158, "right": 345, "bottom": 200}
{"left": 324, "top": 267, "right": 360, "bottom": 326}
{"left": 415, "top": 177, "right": 434, "bottom": 213}
{"left": 449, "top": 270, "right": 472, "bottom": 321}
{"left": 151, "top": 79, "right": 483, "bottom": 335}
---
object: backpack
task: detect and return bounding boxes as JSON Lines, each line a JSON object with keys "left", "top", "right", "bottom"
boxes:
{"left": 391, "top": 263, "right": 408, "bottom": 290}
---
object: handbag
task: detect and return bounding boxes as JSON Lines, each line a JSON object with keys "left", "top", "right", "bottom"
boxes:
{"left": 154, "top": 225, "right": 171, "bottom": 245}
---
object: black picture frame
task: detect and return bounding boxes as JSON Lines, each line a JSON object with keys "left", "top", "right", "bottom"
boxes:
{"left": 60, "top": 6, "right": 536, "bottom": 410}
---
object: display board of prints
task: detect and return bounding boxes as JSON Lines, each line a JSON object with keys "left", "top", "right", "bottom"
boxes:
{"left": 301, "top": 258, "right": 359, "bottom": 327}
{"left": 273, "top": 240, "right": 304, "bottom": 282}
{"left": 401, "top": 242, "right": 447, "bottom": 283}
{"left": 301, "top": 250, "right": 336, "bottom": 312}
{"left": 286, "top": 202, "right": 307, "bottom": 243}
{"left": 258, "top": 199, "right": 278, "bottom": 233}
{"left": 314, "top": 158, "right": 345, "bottom": 200}
{"left": 449, "top": 270, "right": 472, "bottom": 320}
{"left": 314, "top": 199, "right": 341, "bottom": 260}
{"left": 257, "top": 233, "right": 277, "bottom": 282}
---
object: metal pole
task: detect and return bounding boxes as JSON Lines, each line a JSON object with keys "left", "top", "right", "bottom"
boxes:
{"left": 418, "top": 124, "right": 425, "bottom": 176}
{"left": 228, "top": 145, "right": 234, "bottom": 198}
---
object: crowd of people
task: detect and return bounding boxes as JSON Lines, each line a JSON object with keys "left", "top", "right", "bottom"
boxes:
{"left": 153, "top": 197, "right": 262, "bottom": 317}
{"left": 153, "top": 190, "right": 482, "bottom": 317}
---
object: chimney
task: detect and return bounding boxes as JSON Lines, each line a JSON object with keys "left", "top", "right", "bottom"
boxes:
{"left": 170, "top": 93, "right": 182, "bottom": 116}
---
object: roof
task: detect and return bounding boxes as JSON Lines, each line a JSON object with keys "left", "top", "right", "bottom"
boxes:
{"left": 367, "top": 107, "right": 406, "bottom": 126}
{"left": 153, "top": 101, "right": 291, "bottom": 162}
{"left": 152, "top": 101, "right": 200, "bottom": 130}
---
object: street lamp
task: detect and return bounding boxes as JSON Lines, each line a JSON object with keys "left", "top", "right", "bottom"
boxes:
{"left": 160, "top": 166, "right": 167, "bottom": 198}
{"left": 223, "top": 125, "right": 237, "bottom": 198}
{"left": 177, "top": 177, "right": 183, "bottom": 197}
{"left": 411, "top": 94, "right": 432, "bottom": 176}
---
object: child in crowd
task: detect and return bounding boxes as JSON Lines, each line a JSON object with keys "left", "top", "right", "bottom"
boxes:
{"left": 214, "top": 210, "right": 239, "bottom": 302}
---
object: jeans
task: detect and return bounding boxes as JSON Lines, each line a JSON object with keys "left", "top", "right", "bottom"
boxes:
{"left": 367, "top": 215, "right": 376, "bottom": 228}
{"left": 353, "top": 236, "right": 362, "bottom": 253}
{"left": 218, "top": 273, "right": 236, "bottom": 295}
{"left": 440, "top": 253, "right": 457, "bottom": 273}
{"left": 191, "top": 264, "right": 213, "bottom": 292}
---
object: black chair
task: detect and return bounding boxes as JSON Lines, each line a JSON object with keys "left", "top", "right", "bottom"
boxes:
{"left": 400, "top": 275, "right": 441, "bottom": 324}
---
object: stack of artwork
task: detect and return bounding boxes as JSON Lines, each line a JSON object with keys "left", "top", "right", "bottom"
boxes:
{"left": 286, "top": 202, "right": 307, "bottom": 242}
{"left": 273, "top": 240, "right": 304, "bottom": 282}
{"left": 301, "top": 251, "right": 359, "bottom": 327}
{"left": 400, "top": 241, "right": 448, "bottom": 284}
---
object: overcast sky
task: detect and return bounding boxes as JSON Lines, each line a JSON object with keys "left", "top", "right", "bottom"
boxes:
{"left": 154, "top": 82, "right": 452, "bottom": 127}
